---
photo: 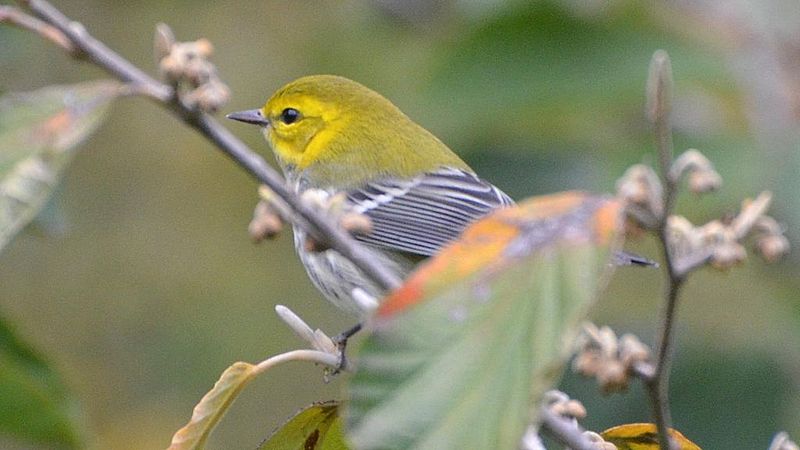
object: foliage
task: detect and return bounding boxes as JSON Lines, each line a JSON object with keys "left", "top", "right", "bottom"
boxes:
{"left": 0, "top": 314, "right": 82, "bottom": 447}
{"left": 347, "top": 193, "right": 623, "bottom": 449}
{"left": 0, "top": 81, "right": 119, "bottom": 447}
{"left": 0, "top": 1, "right": 797, "bottom": 449}
{"left": 0, "top": 81, "right": 120, "bottom": 253}
{"left": 258, "top": 401, "right": 346, "bottom": 450}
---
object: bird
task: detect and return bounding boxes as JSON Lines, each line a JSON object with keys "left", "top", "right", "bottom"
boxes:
{"left": 227, "top": 75, "right": 514, "bottom": 317}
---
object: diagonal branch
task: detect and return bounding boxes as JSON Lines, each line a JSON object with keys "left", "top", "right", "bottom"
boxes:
{"left": 17, "top": 0, "right": 402, "bottom": 292}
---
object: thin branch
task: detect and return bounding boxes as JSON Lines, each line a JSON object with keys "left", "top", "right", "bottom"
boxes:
{"left": 0, "top": 4, "right": 73, "bottom": 52}
{"left": 645, "top": 49, "right": 681, "bottom": 450}
{"left": 644, "top": 277, "right": 681, "bottom": 449}
{"left": 17, "top": 0, "right": 402, "bottom": 292}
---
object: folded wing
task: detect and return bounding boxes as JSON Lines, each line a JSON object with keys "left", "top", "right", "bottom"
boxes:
{"left": 348, "top": 167, "right": 514, "bottom": 256}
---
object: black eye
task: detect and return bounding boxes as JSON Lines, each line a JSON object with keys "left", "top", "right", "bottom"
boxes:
{"left": 280, "top": 108, "right": 300, "bottom": 124}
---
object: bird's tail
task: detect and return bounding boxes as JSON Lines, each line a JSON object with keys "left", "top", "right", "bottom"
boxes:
{"left": 613, "top": 251, "right": 659, "bottom": 268}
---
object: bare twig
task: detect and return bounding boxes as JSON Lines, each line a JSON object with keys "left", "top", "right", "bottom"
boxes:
{"left": 16, "top": 0, "right": 402, "bottom": 292}
{"left": 0, "top": 4, "right": 73, "bottom": 52}
{"left": 645, "top": 49, "right": 681, "bottom": 450}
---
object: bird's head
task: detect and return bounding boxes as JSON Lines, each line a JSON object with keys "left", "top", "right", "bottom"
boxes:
{"left": 229, "top": 75, "right": 392, "bottom": 169}
{"left": 228, "top": 75, "right": 467, "bottom": 186}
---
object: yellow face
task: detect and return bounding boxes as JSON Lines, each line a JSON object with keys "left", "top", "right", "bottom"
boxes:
{"left": 232, "top": 74, "right": 466, "bottom": 186}
{"left": 261, "top": 93, "right": 342, "bottom": 169}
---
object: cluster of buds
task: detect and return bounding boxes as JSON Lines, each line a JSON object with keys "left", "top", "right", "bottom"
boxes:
{"left": 617, "top": 147, "right": 788, "bottom": 274}
{"left": 617, "top": 149, "right": 722, "bottom": 231}
{"left": 616, "top": 164, "right": 664, "bottom": 229}
{"left": 154, "top": 23, "right": 229, "bottom": 112}
{"left": 572, "top": 323, "right": 652, "bottom": 394}
{"left": 248, "top": 185, "right": 290, "bottom": 242}
{"left": 248, "top": 185, "right": 373, "bottom": 252}
{"left": 542, "top": 390, "right": 587, "bottom": 420}
{"left": 667, "top": 192, "right": 789, "bottom": 271}
{"left": 540, "top": 391, "right": 617, "bottom": 450}
{"left": 753, "top": 215, "right": 791, "bottom": 263}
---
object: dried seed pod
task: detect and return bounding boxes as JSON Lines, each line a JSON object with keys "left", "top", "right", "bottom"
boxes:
{"left": 340, "top": 212, "right": 373, "bottom": 237}
{"left": 153, "top": 23, "right": 175, "bottom": 62}
{"left": 710, "top": 241, "right": 747, "bottom": 270}
{"left": 756, "top": 233, "right": 790, "bottom": 263}
{"left": 584, "top": 431, "right": 618, "bottom": 450}
{"left": 619, "top": 334, "right": 651, "bottom": 367}
{"left": 669, "top": 149, "right": 722, "bottom": 193}
{"left": 184, "top": 77, "right": 230, "bottom": 112}
{"left": 550, "top": 399, "right": 587, "bottom": 419}
{"left": 597, "top": 360, "right": 628, "bottom": 393}
{"left": 616, "top": 164, "right": 664, "bottom": 225}
{"left": 248, "top": 201, "right": 284, "bottom": 242}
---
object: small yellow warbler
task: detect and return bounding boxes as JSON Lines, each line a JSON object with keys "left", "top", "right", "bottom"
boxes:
{"left": 228, "top": 75, "right": 512, "bottom": 316}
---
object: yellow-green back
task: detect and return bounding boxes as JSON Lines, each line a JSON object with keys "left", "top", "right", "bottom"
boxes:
{"left": 260, "top": 75, "right": 470, "bottom": 188}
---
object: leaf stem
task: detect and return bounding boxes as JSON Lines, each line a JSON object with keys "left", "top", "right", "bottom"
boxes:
{"left": 253, "top": 349, "right": 341, "bottom": 375}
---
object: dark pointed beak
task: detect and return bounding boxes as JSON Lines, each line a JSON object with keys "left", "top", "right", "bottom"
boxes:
{"left": 226, "top": 109, "right": 269, "bottom": 126}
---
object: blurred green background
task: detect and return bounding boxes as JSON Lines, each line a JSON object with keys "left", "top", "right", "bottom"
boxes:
{"left": 1, "top": 0, "right": 799, "bottom": 448}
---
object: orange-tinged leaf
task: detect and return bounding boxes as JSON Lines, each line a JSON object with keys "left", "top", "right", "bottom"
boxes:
{"left": 377, "top": 191, "right": 622, "bottom": 319}
{"left": 347, "top": 191, "right": 625, "bottom": 450}
{"left": 601, "top": 423, "right": 702, "bottom": 450}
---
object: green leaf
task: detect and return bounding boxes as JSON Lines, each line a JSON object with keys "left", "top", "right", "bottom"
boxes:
{"left": 258, "top": 401, "right": 348, "bottom": 450}
{"left": 0, "top": 312, "right": 82, "bottom": 447}
{"left": 0, "top": 80, "right": 121, "bottom": 253}
{"left": 346, "top": 192, "right": 624, "bottom": 449}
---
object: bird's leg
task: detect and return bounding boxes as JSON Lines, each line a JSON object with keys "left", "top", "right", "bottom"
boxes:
{"left": 331, "top": 322, "right": 363, "bottom": 373}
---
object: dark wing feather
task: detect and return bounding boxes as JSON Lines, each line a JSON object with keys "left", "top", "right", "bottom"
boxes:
{"left": 347, "top": 167, "right": 514, "bottom": 256}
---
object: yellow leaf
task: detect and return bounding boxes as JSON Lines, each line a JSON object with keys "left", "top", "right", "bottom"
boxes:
{"left": 601, "top": 423, "right": 702, "bottom": 450}
{"left": 168, "top": 362, "right": 257, "bottom": 450}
